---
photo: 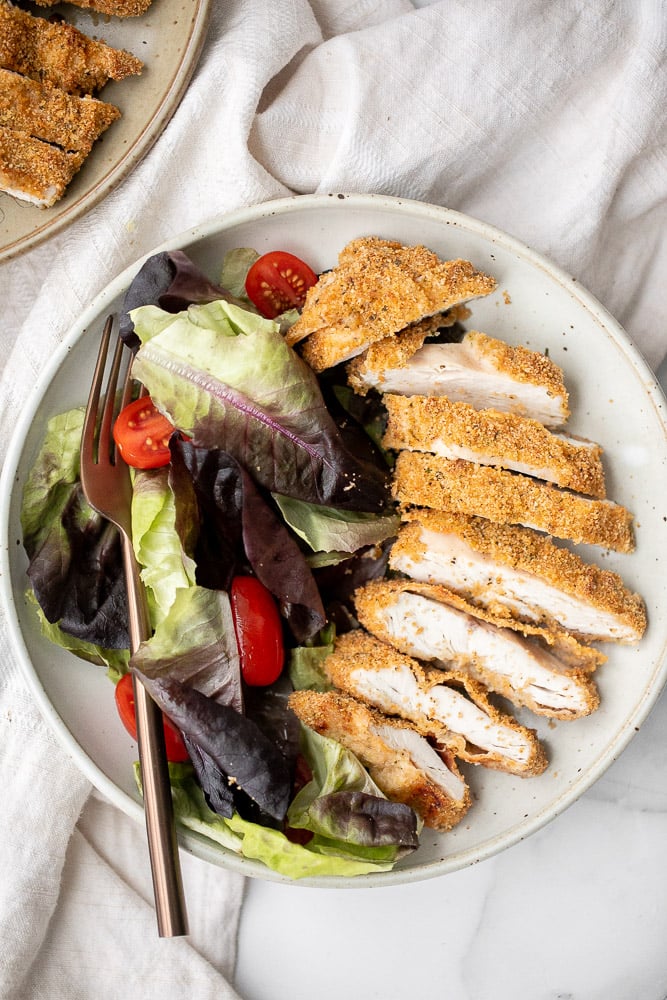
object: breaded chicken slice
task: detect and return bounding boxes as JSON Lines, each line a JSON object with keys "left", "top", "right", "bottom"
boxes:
{"left": 383, "top": 393, "right": 605, "bottom": 497}
{"left": 286, "top": 237, "right": 496, "bottom": 371}
{"left": 0, "top": 1, "right": 143, "bottom": 95}
{"left": 32, "top": 0, "right": 152, "bottom": 15}
{"left": 392, "top": 453, "right": 634, "bottom": 552}
{"left": 340, "top": 305, "right": 471, "bottom": 379}
{"left": 354, "top": 579, "right": 601, "bottom": 720}
{"left": 0, "top": 69, "right": 119, "bottom": 152}
{"left": 0, "top": 125, "right": 85, "bottom": 207}
{"left": 348, "top": 330, "right": 570, "bottom": 427}
{"left": 289, "top": 689, "right": 471, "bottom": 831}
{"left": 322, "top": 629, "right": 548, "bottom": 777}
{"left": 389, "top": 509, "right": 646, "bottom": 643}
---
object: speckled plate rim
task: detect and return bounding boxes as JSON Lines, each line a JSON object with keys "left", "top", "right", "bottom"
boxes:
{"left": 0, "top": 0, "right": 213, "bottom": 264}
{"left": 2, "top": 192, "right": 667, "bottom": 888}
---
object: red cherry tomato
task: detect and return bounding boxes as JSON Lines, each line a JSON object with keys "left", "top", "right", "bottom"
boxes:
{"left": 245, "top": 250, "right": 318, "bottom": 319}
{"left": 230, "top": 576, "right": 285, "bottom": 686}
{"left": 114, "top": 673, "right": 190, "bottom": 763}
{"left": 113, "top": 396, "right": 176, "bottom": 469}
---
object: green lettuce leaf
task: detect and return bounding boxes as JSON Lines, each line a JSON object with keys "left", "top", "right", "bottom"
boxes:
{"left": 273, "top": 494, "right": 399, "bottom": 554}
{"left": 150, "top": 764, "right": 402, "bottom": 879}
{"left": 130, "top": 300, "right": 388, "bottom": 511}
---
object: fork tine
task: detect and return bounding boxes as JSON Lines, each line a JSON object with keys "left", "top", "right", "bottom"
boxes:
{"left": 81, "top": 314, "right": 113, "bottom": 471}
{"left": 99, "top": 327, "right": 126, "bottom": 467}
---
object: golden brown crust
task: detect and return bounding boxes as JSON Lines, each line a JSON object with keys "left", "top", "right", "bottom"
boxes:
{"left": 391, "top": 509, "right": 647, "bottom": 642}
{"left": 383, "top": 393, "right": 606, "bottom": 497}
{"left": 464, "top": 331, "right": 569, "bottom": 407}
{"left": 32, "top": 0, "right": 152, "bottom": 16}
{"left": 289, "top": 689, "right": 471, "bottom": 831}
{"left": 0, "top": 123, "right": 84, "bottom": 205}
{"left": 354, "top": 577, "right": 605, "bottom": 672}
{"left": 287, "top": 237, "right": 496, "bottom": 371}
{"left": 353, "top": 579, "right": 602, "bottom": 720}
{"left": 346, "top": 306, "right": 471, "bottom": 394}
{"left": 0, "top": 1, "right": 143, "bottom": 94}
{"left": 392, "top": 452, "right": 634, "bottom": 552}
{"left": 323, "top": 629, "right": 548, "bottom": 776}
{"left": 0, "top": 68, "right": 119, "bottom": 152}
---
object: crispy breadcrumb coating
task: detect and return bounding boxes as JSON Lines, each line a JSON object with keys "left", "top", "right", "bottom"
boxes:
{"left": 323, "top": 629, "right": 548, "bottom": 777}
{"left": 392, "top": 452, "right": 633, "bottom": 552}
{"left": 349, "top": 330, "right": 569, "bottom": 418}
{"left": 287, "top": 237, "right": 496, "bottom": 371}
{"left": 0, "top": 1, "right": 143, "bottom": 95}
{"left": 354, "top": 578, "right": 605, "bottom": 672}
{"left": 464, "top": 331, "right": 569, "bottom": 405}
{"left": 0, "top": 124, "right": 85, "bottom": 206}
{"left": 354, "top": 579, "right": 602, "bottom": 720}
{"left": 32, "top": 0, "right": 153, "bottom": 16}
{"left": 383, "top": 393, "right": 606, "bottom": 497}
{"left": 289, "top": 689, "right": 471, "bottom": 831}
{"left": 346, "top": 306, "right": 471, "bottom": 393}
{"left": 0, "top": 68, "right": 119, "bottom": 152}
{"left": 391, "top": 509, "right": 647, "bottom": 642}
{"left": 392, "top": 452, "right": 634, "bottom": 552}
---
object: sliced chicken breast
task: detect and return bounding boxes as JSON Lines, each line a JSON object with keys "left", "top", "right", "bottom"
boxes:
{"left": 0, "top": 126, "right": 85, "bottom": 207}
{"left": 286, "top": 237, "right": 496, "bottom": 371}
{"left": 0, "top": 1, "right": 143, "bottom": 95}
{"left": 392, "top": 453, "right": 634, "bottom": 552}
{"left": 348, "top": 330, "right": 570, "bottom": 426}
{"left": 289, "top": 689, "right": 471, "bottom": 831}
{"left": 389, "top": 510, "right": 646, "bottom": 643}
{"left": 0, "top": 69, "right": 119, "bottom": 153}
{"left": 32, "top": 0, "right": 152, "bottom": 14}
{"left": 322, "top": 630, "right": 548, "bottom": 777}
{"left": 354, "top": 580, "right": 600, "bottom": 720}
{"left": 383, "top": 392, "right": 606, "bottom": 497}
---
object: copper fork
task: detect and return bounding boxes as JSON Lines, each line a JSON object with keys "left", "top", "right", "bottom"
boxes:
{"left": 80, "top": 315, "right": 188, "bottom": 937}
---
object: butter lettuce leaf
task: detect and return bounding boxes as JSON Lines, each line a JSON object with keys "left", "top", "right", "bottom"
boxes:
{"left": 272, "top": 494, "right": 399, "bottom": 554}
{"left": 130, "top": 300, "right": 389, "bottom": 511}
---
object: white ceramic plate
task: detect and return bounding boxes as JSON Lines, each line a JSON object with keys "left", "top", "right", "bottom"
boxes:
{"left": 0, "top": 0, "right": 212, "bottom": 263}
{"left": 3, "top": 193, "right": 667, "bottom": 887}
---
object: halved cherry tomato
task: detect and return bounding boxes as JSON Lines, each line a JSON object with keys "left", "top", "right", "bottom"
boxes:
{"left": 245, "top": 250, "right": 318, "bottom": 319}
{"left": 113, "top": 396, "right": 176, "bottom": 469}
{"left": 114, "top": 672, "right": 190, "bottom": 762}
{"left": 230, "top": 576, "right": 285, "bottom": 686}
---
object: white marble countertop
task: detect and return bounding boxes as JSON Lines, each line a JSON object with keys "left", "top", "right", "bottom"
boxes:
{"left": 234, "top": 682, "right": 667, "bottom": 999}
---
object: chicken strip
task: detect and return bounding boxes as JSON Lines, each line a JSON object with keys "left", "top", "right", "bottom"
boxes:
{"left": 32, "top": 0, "right": 152, "bottom": 15}
{"left": 0, "top": 125, "right": 85, "bottom": 207}
{"left": 354, "top": 579, "right": 600, "bottom": 720}
{"left": 392, "top": 452, "right": 634, "bottom": 552}
{"left": 0, "top": 68, "right": 119, "bottom": 153}
{"left": 289, "top": 689, "right": 471, "bottom": 831}
{"left": 0, "top": 1, "right": 143, "bottom": 95}
{"left": 348, "top": 330, "right": 570, "bottom": 426}
{"left": 389, "top": 509, "right": 646, "bottom": 643}
{"left": 322, "top": 629, "right": 548, "bottom": 777}
{"left": 286, "top": 237, "right": 496, "bottom": 371}
{"left": 383, "top": 392, "right": 605, "bottom": 497}
{"left": 341, "top": 305, "right": 471, "bottom": 377}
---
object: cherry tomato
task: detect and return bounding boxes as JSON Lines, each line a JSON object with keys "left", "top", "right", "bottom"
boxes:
{"left": 114, "top": 672, "right": 190, "bottom": 763}
{"left": 245, "top": 250, "right": 318, "bottom": 319}
{"left": 230, "top": 576, "right": 285, "bottom": 686}
{"left": 113, "top": 396, "right": 176, "bottom": 469}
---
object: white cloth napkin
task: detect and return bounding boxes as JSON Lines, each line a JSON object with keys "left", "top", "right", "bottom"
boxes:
{"left": 1, "top": 1, "right": 666, "bottom": 996}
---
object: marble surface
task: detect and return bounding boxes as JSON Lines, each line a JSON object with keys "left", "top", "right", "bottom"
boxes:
{"left": 234, "top": 678, "right": 667, "bottom": 1000}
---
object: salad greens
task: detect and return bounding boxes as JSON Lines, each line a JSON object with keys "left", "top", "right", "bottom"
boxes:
{"left": 129, "top": 298, "right": 388, "bottom": 511}
{"left": 20, "top": 247, "right": 415, "bottom": 879}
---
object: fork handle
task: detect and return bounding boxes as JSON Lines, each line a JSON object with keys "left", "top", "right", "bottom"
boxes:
{"left": 123, "top": 534, "right": 189, "bottom": 938}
